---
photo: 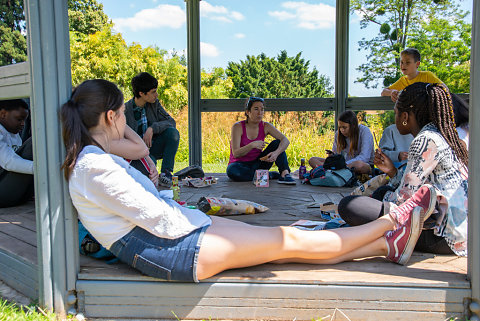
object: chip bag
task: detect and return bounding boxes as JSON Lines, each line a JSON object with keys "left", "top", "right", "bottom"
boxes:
{"left": 197, "top": 197, "right": 269, "bottom": 215}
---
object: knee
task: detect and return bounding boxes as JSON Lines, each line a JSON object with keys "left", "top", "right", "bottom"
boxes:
{"left": 269, "top": 139, "right": 281, "bottom": 149}
{"left": 338, "top": 195, "right": 361, "bottom": 225}
{"left": 164, "top": 127, "right": 180, "bottom": 143}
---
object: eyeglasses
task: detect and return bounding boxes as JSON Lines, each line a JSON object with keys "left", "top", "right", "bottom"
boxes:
{"left": 248, "top": 97, "right": 264, "bottom": 103}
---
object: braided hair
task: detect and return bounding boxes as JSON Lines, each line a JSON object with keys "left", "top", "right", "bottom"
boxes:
{"left": 396, "top": 82, "right": 468, "bottom": 166}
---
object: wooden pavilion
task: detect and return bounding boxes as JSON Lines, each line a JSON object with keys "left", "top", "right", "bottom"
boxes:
{"left": 0, "top": 0, "right": 479, "bottom": 319}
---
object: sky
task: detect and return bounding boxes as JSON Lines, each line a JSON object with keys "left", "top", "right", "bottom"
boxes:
{"left": 98, "top": 0, "right": 473, "bottom": 97}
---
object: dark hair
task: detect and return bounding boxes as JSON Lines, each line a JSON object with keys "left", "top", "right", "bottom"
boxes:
{"left": 244, "top": 97, "right": 265, "bottom": 123}
{"left": 0, "top": 99, "right": 28, "bottom": 111}
{"left": 451, "top": 93, "right": 469, "bottom": 127}
{"left": 396, "top": 82, "right": 468, "bottom": 166}
{"left": 401, "top": 48, "right": 421, "bottom": 62}
{"left": 337, "top": 110, "right": 359, "bottom": 156}
{"left": 131, "top": 72, "right": 158, "bottom": 98}
{"left": 60, "top": 79, "right": 124, "bottom": 180}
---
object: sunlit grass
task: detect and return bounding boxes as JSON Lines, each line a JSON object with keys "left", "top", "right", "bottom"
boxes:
{"left": 157, "top": 109, "right": 389, "bottom": 173}
{"left": 0, "top": 297, "right": 73, "bottom": 321}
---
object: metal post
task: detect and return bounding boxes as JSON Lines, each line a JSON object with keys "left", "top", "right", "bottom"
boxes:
{"left": 24, "top": 0, "right": 78, "bottom": 316}
{"left": 185, "top": 0, "right": 202, "bottom": 166}
{"left": 468, "top": 0, "right": 480, "bottom": 319}
{"left": 335, "top": 0, "right": 349, "bottom": 122}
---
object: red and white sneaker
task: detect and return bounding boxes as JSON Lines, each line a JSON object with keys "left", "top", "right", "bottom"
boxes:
{"left": 389, "top": 184, "right": 436, "bottom": 227}
{"left": 385, "top": 206, "right": 423, "bottom": 265}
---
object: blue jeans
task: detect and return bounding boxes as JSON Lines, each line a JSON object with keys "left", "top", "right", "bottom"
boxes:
{"left": 149, "top": 127, "right": 180, "bottom": 174}
{"left": 0, "top": 137, "right": 34, "bottom": 208}
{"left": 109, "top": 225, "right": 209, "bottom": 282}
{"left": 226, "top": 139, "right": 291, "bottom": 181}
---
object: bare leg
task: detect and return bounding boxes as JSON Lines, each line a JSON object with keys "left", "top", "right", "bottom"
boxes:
{"left": 309, "top": 157, "right": 325, "bottom": 168}
{"left": 348, "top": 160, "right": 371, "bottom": 174}
{"left": 272, "top": 237, "right": 386, "bottom": 265}
{"left": 196, "top": 215, "right": 394, "bottom": 280}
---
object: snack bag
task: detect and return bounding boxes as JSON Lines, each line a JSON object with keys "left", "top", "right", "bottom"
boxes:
{"left": 350, "top": 173, "right": 389, "bottom": 197}
{"left": 197, "top": 197, "right": 269, "bottom": 215}
{"left": 182, "top": 176, "right": 218, "bottom": 188}
{"left": 253, "top": 169, "right": 269, "bottom": 187}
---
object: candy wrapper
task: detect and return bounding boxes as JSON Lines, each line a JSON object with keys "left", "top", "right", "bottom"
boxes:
{"left": 182, "top": 176, "right": 218, "bottom": 188}
{"left": 253, "top": 169, "right": 269, "bottom": 187}
{"left": 197, "top": 197, "right": 269, "bottom": 215}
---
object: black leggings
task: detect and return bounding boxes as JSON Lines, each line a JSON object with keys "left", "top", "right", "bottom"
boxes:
{"left": 338, "top": 195, "right": 453, "bottom": 255}
{"left": 0, "top": 137, "right": 34, "bottom": 208}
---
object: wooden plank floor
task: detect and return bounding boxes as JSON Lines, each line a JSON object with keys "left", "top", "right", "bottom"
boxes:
{"left": 0, "top": 174, "right": 470, "bottom": 319}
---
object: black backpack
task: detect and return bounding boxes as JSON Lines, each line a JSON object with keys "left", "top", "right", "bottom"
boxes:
{"left": 323, "top": 153, "right": 347, "bottom": 170}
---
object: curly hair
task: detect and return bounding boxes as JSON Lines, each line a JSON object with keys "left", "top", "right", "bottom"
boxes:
{"left": 396, "top": 82, "right": 468, "bottom": 166}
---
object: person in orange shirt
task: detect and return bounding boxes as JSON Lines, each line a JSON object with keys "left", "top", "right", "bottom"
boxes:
{"left": 381, "top": 48, "right": 442, "bottom": 102}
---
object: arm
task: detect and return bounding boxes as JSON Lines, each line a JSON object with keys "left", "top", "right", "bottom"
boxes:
{"left": 381, "top": 88, "right": 399, "bottom": 102}
{"left": 0, "top": 134, "right": 33, "bottom": 174}
{"left": 392, "top": 135, "right": 439, "bottom": 204}
{"left": 75, "top": 156, "right": 203, "bottom": 240}
{"left": 230, "top": 122, "right": 265, "bottom": 158}
{"left": 148, "top": 100, "right": 176, "bottom": 135}
{"left": 346, "top": 126, "right": 374, "bottom": 165}
{"left": 110, "top": 125, "right": 149, "bottom": 160}
{"left": 263, "top": 122, "right": 289, "bottom": 162}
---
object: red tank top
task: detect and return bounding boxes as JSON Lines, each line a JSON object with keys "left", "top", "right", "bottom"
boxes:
{"left": 228, "top": 120, "right": 266, "bottom": 164}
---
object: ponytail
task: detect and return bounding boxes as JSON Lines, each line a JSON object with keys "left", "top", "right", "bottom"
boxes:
{"left": 60, "top": 79, "right": 123, "bottom": 180}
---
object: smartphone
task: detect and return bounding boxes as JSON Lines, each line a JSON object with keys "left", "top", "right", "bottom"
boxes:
{"left": 325, "top": 149, "right": 333, "bottom": 155}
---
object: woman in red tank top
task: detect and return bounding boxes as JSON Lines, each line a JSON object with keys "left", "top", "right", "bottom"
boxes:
{"left": 227, "top": 97, "right": 295, "bottom": 184}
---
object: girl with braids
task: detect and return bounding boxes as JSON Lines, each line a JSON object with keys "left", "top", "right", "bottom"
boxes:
{"left": 61, "top": 79, "right": 441, "bottom": 282}
{"left": 339, "top": 82, "right": 468, "bottom": 256}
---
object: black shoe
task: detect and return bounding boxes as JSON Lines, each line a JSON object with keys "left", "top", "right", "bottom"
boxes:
{"left": 174, "top": 165, "right": 204, "bottom": 179}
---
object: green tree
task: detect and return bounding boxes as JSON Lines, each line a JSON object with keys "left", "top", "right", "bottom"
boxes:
{"left": 68, "top": 0, "right": 109, "bottom": 35}
{"left": 408, "top": 15, "right": 471, "bottom": 93}
{"left": 0, "top": 0, "right": 27, "bottom": 65}
{"left": 351, "top": 0, "right": 470, "bottom": 90}
{"left": 226, "top": 50, "right": 332, "bottom": 98}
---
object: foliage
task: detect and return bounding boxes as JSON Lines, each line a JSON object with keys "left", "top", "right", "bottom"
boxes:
{"left": 0, "top": 0, "right": 27, "bottom": 65}
{"left": 351, "top": 0, "right": 471, "bottom": 91}
{"left": 68, "top": 0, "right": 109, "bottom": 35}
{"left": 408, "top": 15, "right": 471, "bottom": 93}
{"left": 226, "top": 50, "right": 332, "bottom": 98}
{"left": 0, "top": 297, "right": 73, "bottom": 320}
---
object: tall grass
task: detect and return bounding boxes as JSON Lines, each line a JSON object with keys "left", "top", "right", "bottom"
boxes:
{"left": 168, "top": 108, "right": 389, "bottom": 173}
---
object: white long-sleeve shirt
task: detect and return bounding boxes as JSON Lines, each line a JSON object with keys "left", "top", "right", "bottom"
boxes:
{"left": 0, "top": 123, "right": 33, "bottom": 174}
{"left": 69, "top": 145, "right": 211, "bottom": 249}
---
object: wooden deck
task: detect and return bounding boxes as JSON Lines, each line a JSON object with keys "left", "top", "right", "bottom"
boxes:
{"left": 0, "top": 173, "right": 470, "bottom": 320}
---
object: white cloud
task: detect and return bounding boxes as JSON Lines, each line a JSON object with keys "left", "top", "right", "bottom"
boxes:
{"left": 268, "top": 1, "right": 335, "bottom": 29}
{"left": 113, "top": 4, "right": 185, "bottom": 32}
{"left": 234, "top": 33, "right": 246, "bottom": 39}
{"left": 201, "top": 42, "right": 220, "bottom": 57}
{"left": 200, "top": 1, "right": 244, "bottom": 23}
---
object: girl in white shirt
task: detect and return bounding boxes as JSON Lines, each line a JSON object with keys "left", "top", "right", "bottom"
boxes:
{"left": 0, "top": 99, "right": 34, "bottom": 207}
{"left": 61, "top": 79, "right": 439, "bottom": 281}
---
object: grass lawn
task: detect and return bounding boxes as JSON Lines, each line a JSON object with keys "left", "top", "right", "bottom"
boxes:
{"left": 0, "top": 297, "right": 72, "bottom": 321}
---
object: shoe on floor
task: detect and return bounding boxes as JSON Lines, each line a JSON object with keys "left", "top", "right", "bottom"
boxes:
{"left": 159, "top": 171, "right": 173, "bottom": 187}
{"left": 389, "top": 184, "right": 436, "bottom": 227}
{"left": 385, "top": 206, "right": 423, "bottom": 265}
{"left": 278, "top": 173, "right": 296, "bottom": 185}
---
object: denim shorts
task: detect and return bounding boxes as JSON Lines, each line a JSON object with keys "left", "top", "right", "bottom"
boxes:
{"left": 109, "top": 225, "right": 209, "bottom": 282}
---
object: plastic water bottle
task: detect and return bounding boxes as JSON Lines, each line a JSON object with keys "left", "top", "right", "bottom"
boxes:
{"left": 172, "top": 176, "right": 180, "bottom": 202}
{"left": 299, "top": 158, "right": 307, "bottom": 180}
